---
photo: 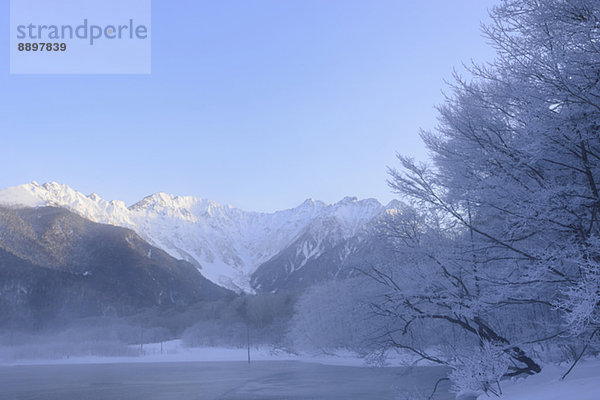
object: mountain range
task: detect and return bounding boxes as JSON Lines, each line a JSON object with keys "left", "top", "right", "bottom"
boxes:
{"left": 0, "top": 182, "right": 402, "bottom": 293}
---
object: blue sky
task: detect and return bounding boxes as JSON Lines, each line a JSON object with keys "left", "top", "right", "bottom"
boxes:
{"left": 1, "top": 0, "right": 497, "bottom": 212}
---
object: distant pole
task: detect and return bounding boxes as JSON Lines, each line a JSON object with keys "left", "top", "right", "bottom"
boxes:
{"left": 160, "top": 341, "right": 163, "bottom": 355}
{"left": 247, "top": 324, "right": 250, "bottom": 363}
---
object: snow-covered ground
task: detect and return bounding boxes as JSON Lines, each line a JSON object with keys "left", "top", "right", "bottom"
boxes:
{"left": 478, "top": 359, "right": 600, "bottom": 400}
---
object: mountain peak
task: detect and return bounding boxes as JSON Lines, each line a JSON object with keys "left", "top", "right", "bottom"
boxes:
{"left": 87, "top": 193, "right": 101, "bottom": 201}
{"left": 340, "top": 196, "right": 358, "bottom": 203}
{"left": 35, "top": 181, "right": 76, "bottom": 194}
{"left": 129, "top": 192, "right": 195, "bottom": 211}
{"left": 42, "top": 181, "right": 62, "bottom": 188}
{"left": 333, "top": 196, "right": 382, "bottom": 210}
{"left": 299, "top": 198, "right": 326, "bottom": 209}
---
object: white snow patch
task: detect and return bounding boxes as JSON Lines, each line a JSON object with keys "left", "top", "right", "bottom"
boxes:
{"left": 479, "top": 359, "right": 600, "bottom": 400}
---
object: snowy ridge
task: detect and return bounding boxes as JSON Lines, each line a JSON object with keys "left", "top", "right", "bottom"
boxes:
{"left": 0, "top": 182, "right": 399, "bottom": 292}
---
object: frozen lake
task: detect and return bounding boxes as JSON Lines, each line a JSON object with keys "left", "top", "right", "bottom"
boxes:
{"left": 0, "top": 361, "right": 452, "bottom": 399}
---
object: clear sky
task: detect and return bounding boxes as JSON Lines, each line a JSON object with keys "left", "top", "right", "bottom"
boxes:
{"left": 1, "top": 0, "right": 497, "bottom": 212}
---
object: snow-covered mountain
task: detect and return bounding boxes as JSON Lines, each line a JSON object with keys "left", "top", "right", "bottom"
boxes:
{"left": 0, "top": 182, "right": 401, "bottom": 292}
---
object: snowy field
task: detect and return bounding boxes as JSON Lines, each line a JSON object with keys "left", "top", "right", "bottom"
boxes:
{"left": 478, "top": 359, "right": 600, "bottom": 400}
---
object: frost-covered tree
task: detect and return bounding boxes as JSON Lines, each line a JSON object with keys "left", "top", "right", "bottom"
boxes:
{"left": 287, "top": 278, "right": 381, "bottom": 353}
{"left": 368, "top": 209, "right": 545, "bottom": 379}
{"left": 377, "top": 0, "right": 600, "bottom": 392}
